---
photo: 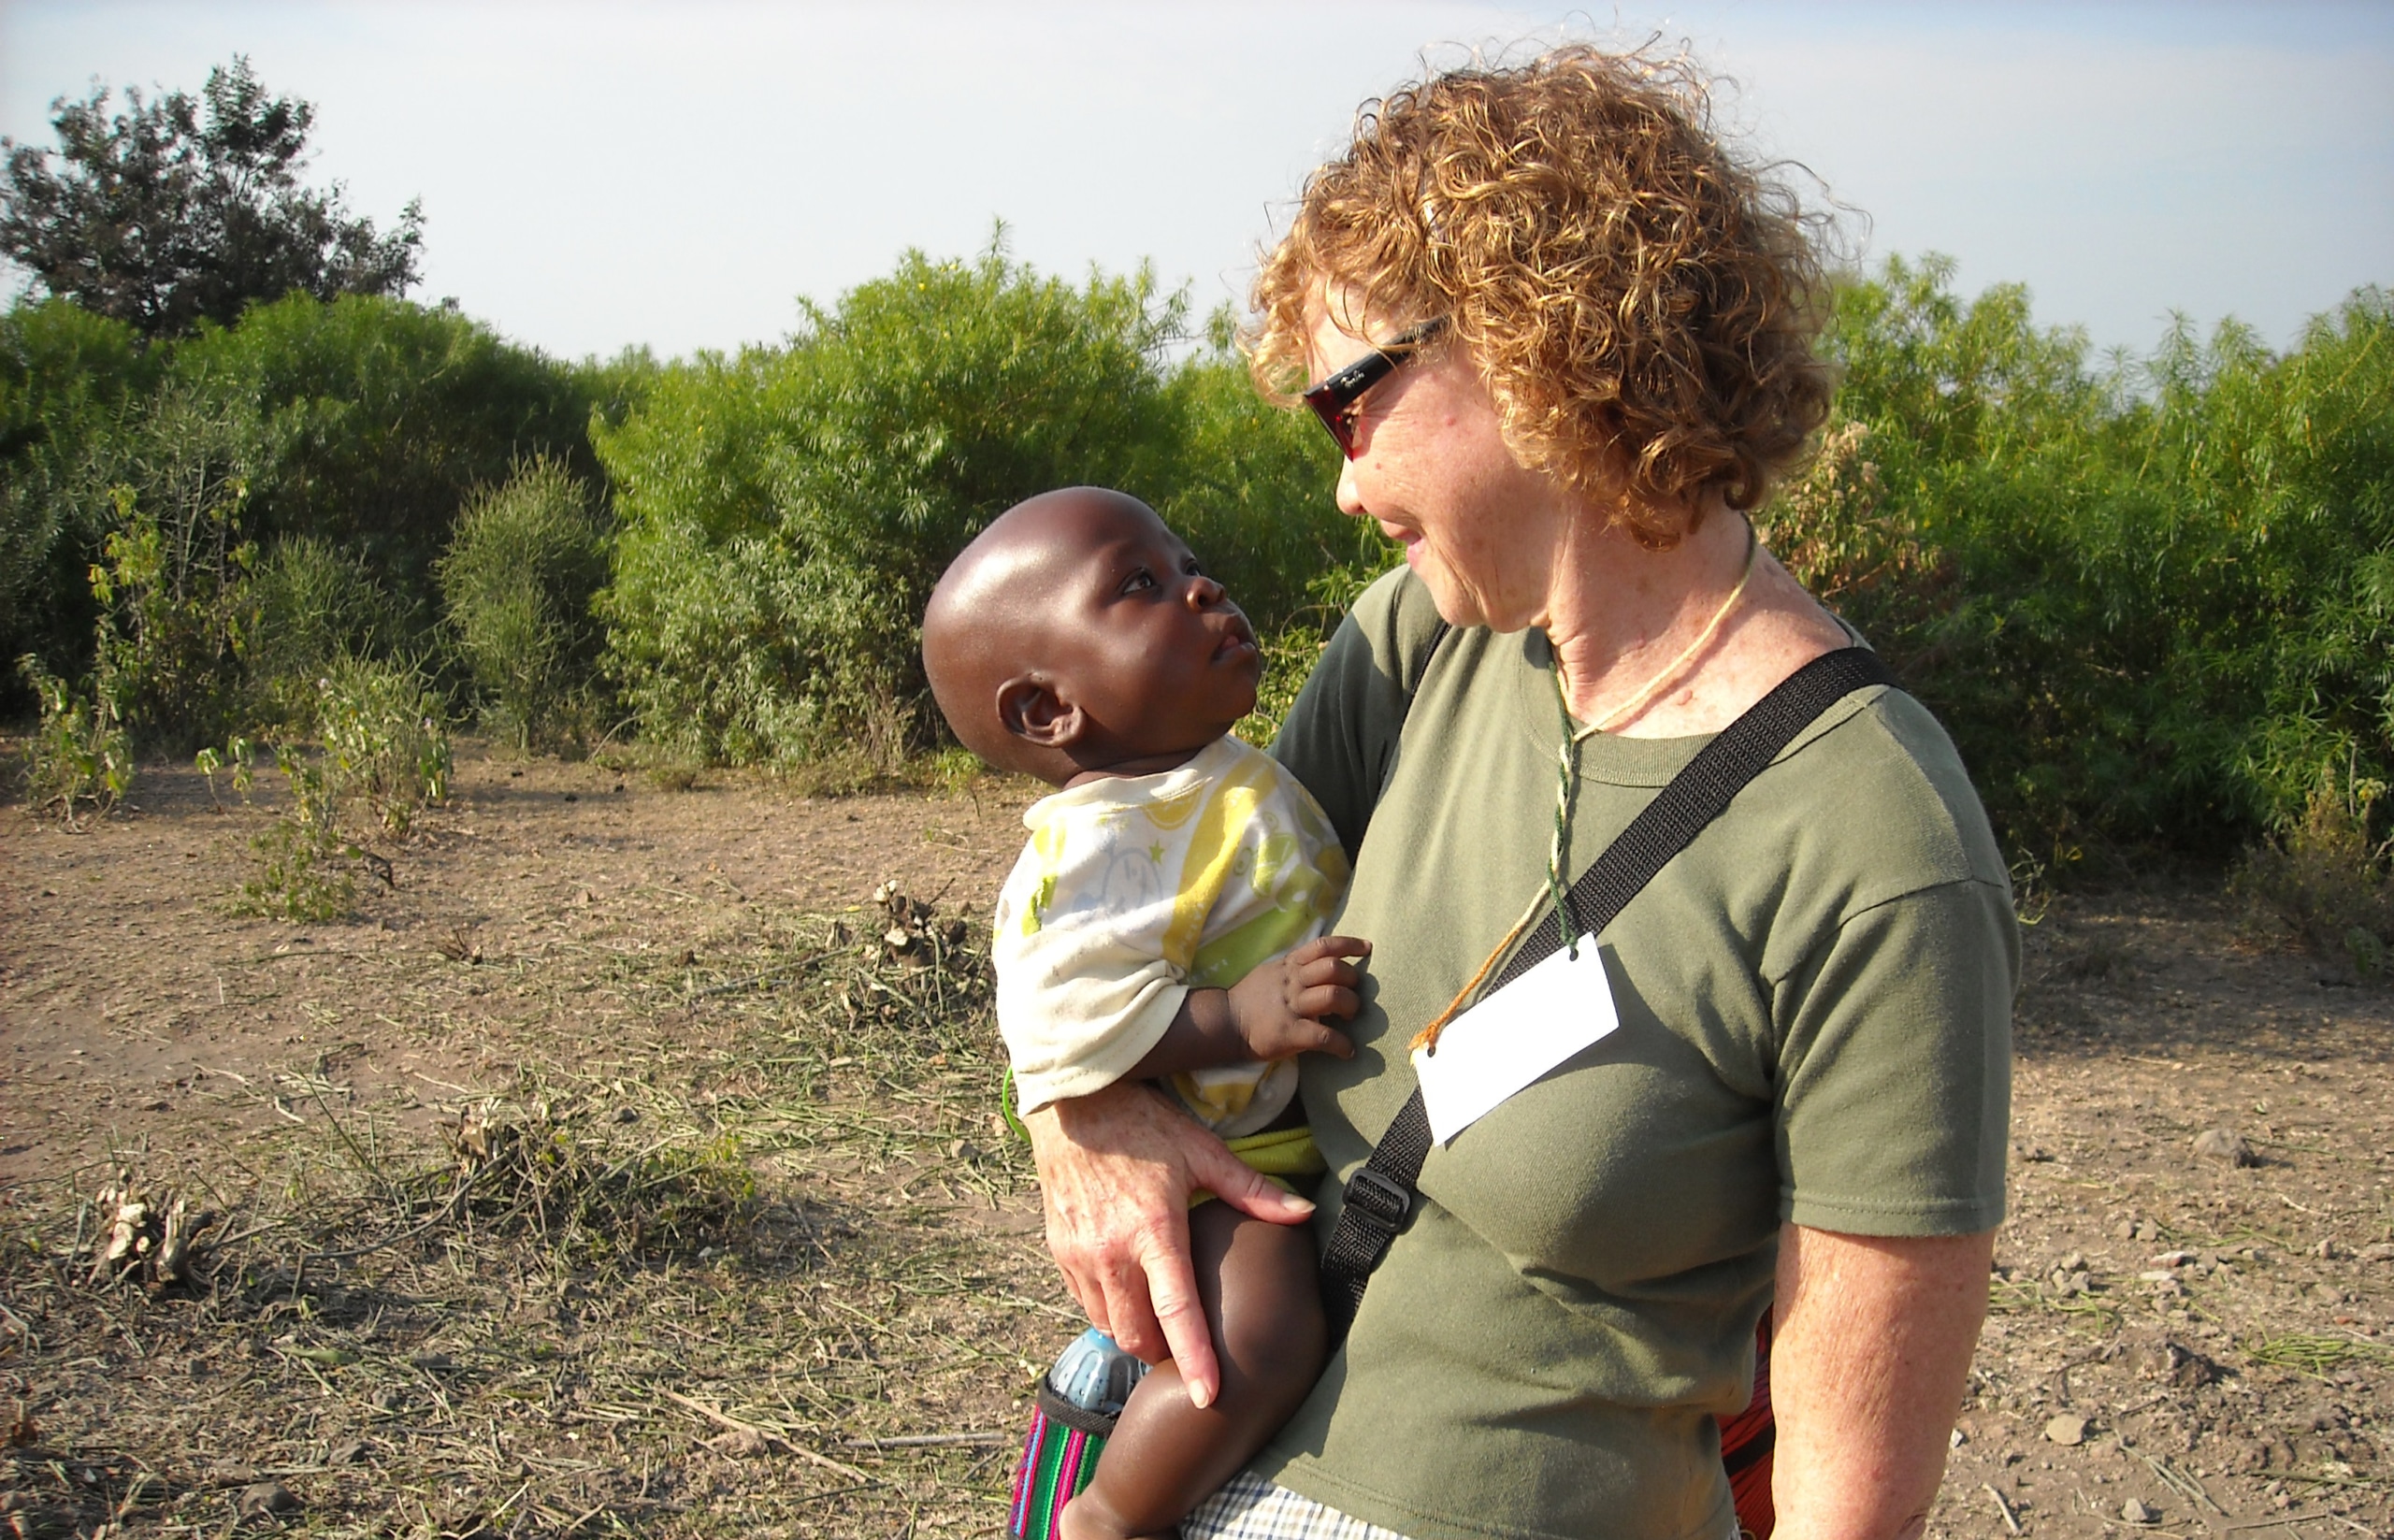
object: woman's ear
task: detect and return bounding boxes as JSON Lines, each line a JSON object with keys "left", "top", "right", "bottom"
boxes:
{"left": 997, "top": 676, "right": 1085, "bottom": 748}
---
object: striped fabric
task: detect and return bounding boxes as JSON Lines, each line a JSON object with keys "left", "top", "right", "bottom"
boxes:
{"left": 1006, "top": 1404, "right": 1102, "bottom": 1540}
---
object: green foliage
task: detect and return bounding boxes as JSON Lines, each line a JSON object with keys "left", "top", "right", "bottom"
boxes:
{"left": 15, "top": 654, "right": 132, "bottom": 825}
{"left": 242, "top": 536, "right": 397, "bottom": 727}
{"left": 313, "top": 654, "right": 452, "bottom": 834}
{"left": 173, "top": 292, "right": 600, "bottom": 619}
{"left": 81, "top": 385, "right": 272, "bottom": 752}
{"left": 1149, "top": 307, "right": 1356, "bottom": 630}
{"left": 3, "top": 289, "right": 600, "bottom": 729}
{"left": 437, "top": 456, "right": 608, "bottom": 752}
{"left": 1793, "top": 259, "right": 2394, "bottom": 866}
{"left": 238, "top": 741, "right": 353, "bottom": 920}
{"left": 0, "top": 56, "right": 421, "bottom": 338}
{"left": 2229, "top": 768, "right": 2394, "bottom": 974}
{"left": 230, "top": 656, "right": 446, "bottom": 915}
{"left": 0, "top": 299, "right": 155, "bottom": 677}
{"left": 194, "top": 733, "right": 255, "bottom": 807}
{"left": 598, "top": 239, "right": 1186, "bottom": 765}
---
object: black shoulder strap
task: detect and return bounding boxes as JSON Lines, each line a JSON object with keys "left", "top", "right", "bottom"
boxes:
{"left": 1319, "top": 647, "right": 1897, "bottom": 1342}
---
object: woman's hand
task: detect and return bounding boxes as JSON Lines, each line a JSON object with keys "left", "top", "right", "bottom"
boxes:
{"left": 1024, "top": 1080, "right": 1319, "bottom": 1409}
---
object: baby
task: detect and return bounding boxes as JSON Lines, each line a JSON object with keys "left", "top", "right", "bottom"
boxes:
{"left": 922, "top": 486, "right": 1366, "bottom": 1540}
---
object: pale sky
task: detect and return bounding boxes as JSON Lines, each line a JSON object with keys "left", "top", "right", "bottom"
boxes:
{"left": 3, "top": 1, "right": 2388, "bottom": 363}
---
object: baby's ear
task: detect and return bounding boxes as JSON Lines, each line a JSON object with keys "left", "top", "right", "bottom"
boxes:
{"left": 997, "top": 677, "right": 1085, "bottom": 748}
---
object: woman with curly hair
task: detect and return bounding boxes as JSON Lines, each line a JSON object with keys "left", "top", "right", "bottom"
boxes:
{"left": 1024, "top": 45, "right": 2013, "bottom": 1540}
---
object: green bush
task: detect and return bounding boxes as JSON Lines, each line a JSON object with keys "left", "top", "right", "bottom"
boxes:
{"left": 1794, "top": 260, "right": 2394, "bottom": 866}
{"left": 314, "top": 653, "right": 451, "bottom": 834}
{"left": 1150, "top": 307, "right": 1357, "bottom": 632}
{"left": 2230, "top": 768, "right": 2394, "bottom": 973}
{"left": 79, "top": 383, "right": 278, "bottom": 753}
{"left": 238, "top": 741, "right": 353, "bottom": 920}
{"left": 598, "top": 240, "right": 1185, "bottom": 765}
{"left": 438, "top": 455, "right": 608, "bottom": 752}
{"left": 172, "top": 293, "right": 600, "bottom": 626}
{"left": 15, "top": 654, "right": 132, "bottom": 825}
{"left": 0, "top": 299, "right": 156, "bottom": 684}
{"left": 244, "top": 535, "right": 397, "bottom": 727}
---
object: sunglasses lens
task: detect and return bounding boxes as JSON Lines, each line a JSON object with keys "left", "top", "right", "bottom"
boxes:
{"left": 1303, "top": 321, "right": 1441, "bottom": 459}
{"left": 1307, "top": 396, "right": 1359, "bottom": 457}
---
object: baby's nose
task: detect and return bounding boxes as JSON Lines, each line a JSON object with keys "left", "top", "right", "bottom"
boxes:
{"left": 1185, "top": 574, "right": 1227, "bottom": 607}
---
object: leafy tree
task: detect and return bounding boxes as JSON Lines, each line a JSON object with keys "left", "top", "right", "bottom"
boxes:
{"left": 1, "top": 299, "right": 156, "bottom": 675}
{"left": 0, "top": 56, "right": 421, "bottom": 338}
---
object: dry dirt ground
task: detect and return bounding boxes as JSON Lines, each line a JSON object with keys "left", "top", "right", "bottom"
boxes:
{"left": 1, "top": 745, "right": 2388, "bottom": 1539}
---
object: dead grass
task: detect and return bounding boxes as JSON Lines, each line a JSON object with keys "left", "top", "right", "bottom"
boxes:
{"left": 0, "top": 886, "right": 1060, "bottom": 1537}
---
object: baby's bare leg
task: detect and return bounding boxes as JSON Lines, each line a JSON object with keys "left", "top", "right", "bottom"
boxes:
{"left": 1059, "top": 1201, "right": 1325, "bottom": 1540}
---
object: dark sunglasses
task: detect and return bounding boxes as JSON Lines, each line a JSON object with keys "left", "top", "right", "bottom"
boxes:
{"left": 1301, "top": 317, "right": 1448, "bottom": 458}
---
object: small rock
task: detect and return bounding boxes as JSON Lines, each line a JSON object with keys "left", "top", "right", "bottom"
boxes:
{"left": 2045, "top": 1412, "right": 2088, "bottom": 1446}
{"left": 2192, "top": 1126, "right": 2257, "bottom": 1166}
{"left": 2315, "top": 1239, "right": 2342, "bottom": 1260}
{"left": 327, "top": 1440, "right": 367, "bottom": 1466}
{"left": 237, "top": 1481, "right": 297, "bottom": 1519}
{"left": 2113, "top": 1217, "right": 2139, "bottom": 1240}
{"left": 2150, "top": 1250, "right": 2195, "bottom": 1268}
{"left": 2057, "top": 1250, "right": 2085, "bottom": 1271}
{"left": 2134, "top": 1219, "right": 2160, "bottom": 1241}
{"left": 1950, "top": 1426, "right": 1968, "bottom": 1447}
{"left": 2122, "top": 1496, "right": 2156, "bottom": 1523}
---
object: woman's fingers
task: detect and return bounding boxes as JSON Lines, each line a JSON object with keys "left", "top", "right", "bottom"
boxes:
{"left": 1125, "top": 1214, "right": 1218, "bottom": 1407}
{"left": 1020, "top": 1082, "right": 1247, "bottom": 1400}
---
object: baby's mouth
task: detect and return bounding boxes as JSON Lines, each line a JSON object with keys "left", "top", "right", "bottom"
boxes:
{"left": 1213, "top": 620, "right": 1258, "bottom": 661}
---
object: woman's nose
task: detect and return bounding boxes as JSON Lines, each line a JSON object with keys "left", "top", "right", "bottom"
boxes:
{"left": 1185, "top": 573, "right": 1227, "bottom": 608}
{"left": 1335, "top": 453, "right": 1366, "bottom": 517}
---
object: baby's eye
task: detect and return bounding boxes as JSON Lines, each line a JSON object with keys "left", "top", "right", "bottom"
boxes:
{"left": 1120, "top": 569, "right": 1158, "bottom": 595}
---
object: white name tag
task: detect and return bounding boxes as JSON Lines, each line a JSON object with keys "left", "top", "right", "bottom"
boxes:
{"left": 1410, "top": 936, "right": 1621, "bottom": 1144}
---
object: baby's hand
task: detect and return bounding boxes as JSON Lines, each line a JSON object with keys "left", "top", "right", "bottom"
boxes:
{"left": 1227, "top": 935, "right": 1370, "bottom": 1061}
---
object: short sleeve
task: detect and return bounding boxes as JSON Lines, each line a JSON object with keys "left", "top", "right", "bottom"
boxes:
{"left": 1270, "top": 568, "right": 1449, "bottom": 856}
{"left": 992, "top": 825, "right": 1189, "bottom": 1115}
{"left": 1772, "top": 877, "right": 2016, "bottom": 1236}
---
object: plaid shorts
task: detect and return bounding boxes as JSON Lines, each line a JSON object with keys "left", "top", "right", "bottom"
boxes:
{"left": 1178, "top": 1469, "right": 1413, "bottom": 1540}
{"left": 1178, "top": 1468, "right": 1747, "bottom": 1540}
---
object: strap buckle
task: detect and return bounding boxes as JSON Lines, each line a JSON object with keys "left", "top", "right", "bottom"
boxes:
{"left": 1341, "top": 1167, "right": 1414, "bottom": 1237}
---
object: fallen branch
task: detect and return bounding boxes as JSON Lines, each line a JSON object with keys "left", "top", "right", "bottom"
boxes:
{"left": 1982, "top": 1483, "right": 2022, "bottom": 1537}
{"left": 841, "top": 1432, "right": 1006, "bottom": 1448}
{"left": 656, "top": 1389, "right": 869, "bottom": 1481}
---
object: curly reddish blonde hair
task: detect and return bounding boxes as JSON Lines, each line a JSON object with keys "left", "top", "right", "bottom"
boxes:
{"left": 1249, "top": 46, "right": 1832, "bottom": 544}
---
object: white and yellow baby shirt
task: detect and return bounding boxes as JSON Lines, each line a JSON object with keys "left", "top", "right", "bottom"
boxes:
{"left": 993, "top": 735, "right": 1351, "bottom": 1140}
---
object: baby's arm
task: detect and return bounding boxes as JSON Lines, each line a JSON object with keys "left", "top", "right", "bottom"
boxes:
{"left": 1125, "top": 935, "right": 1370, "bottom": 1078}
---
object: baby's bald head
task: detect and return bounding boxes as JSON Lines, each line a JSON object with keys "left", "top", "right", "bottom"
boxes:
{"left": 922, "top": 487, "right": 1159, "bottom": 779}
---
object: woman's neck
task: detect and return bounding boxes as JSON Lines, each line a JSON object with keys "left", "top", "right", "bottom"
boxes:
{"left": 1540, "top": 498, "right": 1838, "bottom": 737}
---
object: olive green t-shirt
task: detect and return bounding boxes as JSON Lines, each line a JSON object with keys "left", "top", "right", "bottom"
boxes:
{"left": 1257, "top": 569, "right": 2016, "bottom": 1540}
